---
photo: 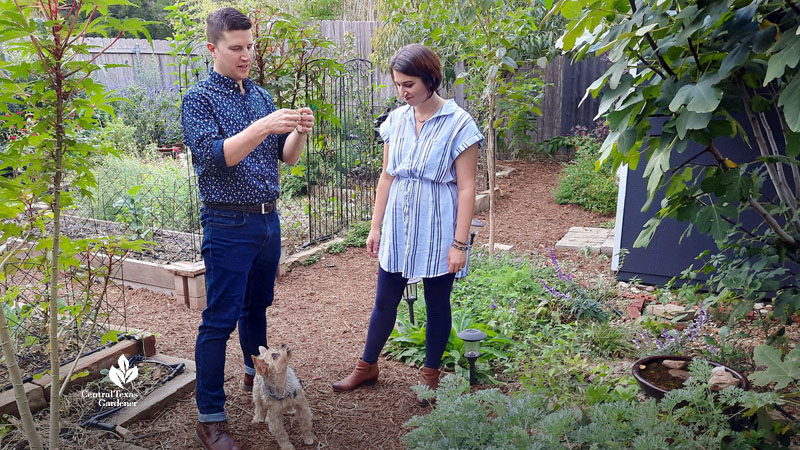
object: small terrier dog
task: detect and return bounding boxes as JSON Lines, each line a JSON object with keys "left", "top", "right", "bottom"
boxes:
{"left": 251, "top": 344, "right": 314, "bottom": 450}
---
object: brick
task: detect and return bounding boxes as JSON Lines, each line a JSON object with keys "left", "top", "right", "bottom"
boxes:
{"left": 0, "top": 382, "right": 47, "bottom": 417}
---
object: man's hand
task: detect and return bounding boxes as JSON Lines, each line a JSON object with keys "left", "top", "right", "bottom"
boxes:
{"left": 295, "top": 107, "right": 314, "bottom": 134}
{"left": 257, "top": 108, "right": 305, "bottom": 136}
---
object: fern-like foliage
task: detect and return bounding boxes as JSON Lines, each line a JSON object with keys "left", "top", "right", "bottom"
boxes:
{"left": 403, "top": 362, "right": 783, "bottom": 449}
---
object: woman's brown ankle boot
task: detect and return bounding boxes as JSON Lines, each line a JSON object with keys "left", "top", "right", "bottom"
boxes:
{"left": 416, "top": 366, "right": 441, "bottom": 406}
{"left": 332, "top": 360, "right": 379, "bottom": 392}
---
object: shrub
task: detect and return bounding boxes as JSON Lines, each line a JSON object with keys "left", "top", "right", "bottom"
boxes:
{"left": 343, "top": 221, "right": 371, "bottom": 247}
{"left": 113, "top": 59, "right": 183, "bottom": 149}
{"left": 552, "top": 135, "right": 618, "bottom": 215}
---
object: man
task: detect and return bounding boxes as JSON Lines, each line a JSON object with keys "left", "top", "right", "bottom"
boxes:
{"left": 181, "top": 7, "right": 314, "bottom": 450}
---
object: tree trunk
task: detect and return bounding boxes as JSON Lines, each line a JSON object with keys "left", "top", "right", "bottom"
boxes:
{"left": 487, "top": 93, "right": 497, "bottom": 254}
{"left": 0, "top": 241, "right": 44, "bottom": 450}
{"left": 48, "top": 73, "right": 65, "bottom": 450}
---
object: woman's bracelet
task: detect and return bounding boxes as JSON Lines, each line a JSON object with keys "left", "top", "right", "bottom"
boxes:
{"left": 453, "top": 238, "right": 468, "bottom": 246}
{"left": 451, "top": 242, "right": 468, "bottom": 251}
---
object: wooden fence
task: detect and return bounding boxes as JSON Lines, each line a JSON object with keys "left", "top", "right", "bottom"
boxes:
{"left": 534, "top": 55, "right": 609, "bottom": 143}
{"left": 86, "top": 23, "right": 607, "bottom": 145}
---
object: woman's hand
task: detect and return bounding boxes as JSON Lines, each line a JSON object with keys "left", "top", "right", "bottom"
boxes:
{"left": 448, "top": 245, "right": 467, "bottom": 273}
{"left": 366, "top": 229, "right": 380, "bottom": 257}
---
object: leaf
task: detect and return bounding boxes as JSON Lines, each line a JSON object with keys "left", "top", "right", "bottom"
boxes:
{"left": 696, "top": 205, "right": 729, "bottom": 242}
{"left": 773, "top": 288, "right": 800, "bottom": 319}
{"left": 786, "top": 132, "right": 800, "bottom": 158}
{"left": 676, "top": 110, "right": 712, "bottom": 139}
{"left": 749, "top": 344, "right": 800, "bottom": 390}
{"left": 778, "top": 76, "right": 800, "bottom": 132}
{"left": 764, "top": 27, "right": 800, "bottom": 84}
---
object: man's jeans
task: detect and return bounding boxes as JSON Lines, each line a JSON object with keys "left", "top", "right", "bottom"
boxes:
{"left": 195, "top": 206, "right": 281, "bottom": 422}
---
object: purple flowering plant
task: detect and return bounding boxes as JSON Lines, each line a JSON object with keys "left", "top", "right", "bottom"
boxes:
{"left": 633, "top": 307, "right": 712, "bottom": 355}
{"left": 540, "top": 249, "right": 609, "bottom": 322}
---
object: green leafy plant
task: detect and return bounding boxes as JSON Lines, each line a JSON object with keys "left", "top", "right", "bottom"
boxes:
{"left": 404, "top": 360, "right": 782, "bottom": 449}
{"left": 553, "top": 135, "right": 618, "bottom": 214}
{"left": 750, "top": 344, "right": 800, "bottom": 391}
{"left": 0, "top": 1, "right": 149, "bottom": 447}
{"left": 343, "top": 221, "right": 370, "bottom": 247}
{"left": 249, "top": 5, "right": 338, "bottom": 109}
{"left": 301, "top": 253, "right": 320, "bottom": 266}
{"left": 165, "top": 1, "right": 204, "bottom": 95}
{"left": 404, "top": 375, "right": 558, "bottom": 449}
{"left": 386, "top": 308, "right": 515, "bottom": 383}
{"left": 113, "top": 185, "right": 154, "bottom": 240}
{"left": 325, "top": 241, "right": 347, "bottom": 254}
{"left": 550, "top": 0, "right": 800, "bottom": 324}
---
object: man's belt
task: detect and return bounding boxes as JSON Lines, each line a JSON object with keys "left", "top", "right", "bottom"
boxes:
{"left": 204, "top": 201, "right": 276, "bottom": 214}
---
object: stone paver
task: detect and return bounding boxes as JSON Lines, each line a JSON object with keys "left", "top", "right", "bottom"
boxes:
{"left": 555, "top": 226, "right": 614, "bottom": 255}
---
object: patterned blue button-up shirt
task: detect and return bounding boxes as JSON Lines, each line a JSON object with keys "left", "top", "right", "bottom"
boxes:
{"left": 378, "top": 100, "right": 484, "bottom": 278}
{"left": 181, "top": 71, "right": 287, "bottom": 204}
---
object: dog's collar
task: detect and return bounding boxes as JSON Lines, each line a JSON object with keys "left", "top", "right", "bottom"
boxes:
{"left": 267, "top": 385, "right": 297, "bottom": 401}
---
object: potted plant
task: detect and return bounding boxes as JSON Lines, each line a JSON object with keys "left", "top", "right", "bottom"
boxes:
{"left": 633, "top": 354, "right": 748, "bottom": 399}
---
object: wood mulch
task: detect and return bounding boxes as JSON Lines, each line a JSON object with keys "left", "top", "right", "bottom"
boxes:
{"left": 107, "top": 159, "right": 613, "bottom": 449}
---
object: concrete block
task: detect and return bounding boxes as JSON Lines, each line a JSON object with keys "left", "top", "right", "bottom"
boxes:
{"left": 496, "top": 166, "right": 515, "bottom": 179}
{"left": 163, "top": 261, "right": 205, "bottom": 277}
{"left": 188, "top": 295, "right": 207, "bottom": 311}
{"left": 108, "top": 354, "right": 196, "bottom": 427}
{"left": 647, "top": 304, "right": 697, "bottom": 321}
{"left": 0, "top": 382, "right": 47, "bottom": 417}
{"left": 280, "top": 237, "right": 288, "bottom": 265}
{"left": 555, "top": 227, "right": 612, "bottom": 254}
{"left": 285, "top": 246, "right": 324, "bottom": 269}
{"left": 601, "top": 234, "right": 615, "bottom": 256}
{"left": 474, "top": 194, "right": 489, "bottom": 214}
{"left": 482, "top": 243, "right": 513, "bottom": 251}
{"left": 480, "top": 186, "right": 503, "bottom": 198}
{"left": 321, "top": 237, "right": 345, "bottom": 251}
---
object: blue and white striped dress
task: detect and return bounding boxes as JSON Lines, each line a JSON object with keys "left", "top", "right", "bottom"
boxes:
{"left": 378, "top": 99, "right": 484, "bottom": 279}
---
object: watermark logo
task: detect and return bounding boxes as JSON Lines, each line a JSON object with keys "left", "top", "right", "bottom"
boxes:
{"left": 108, "top": 355, "right": 138, "bottom": 389}
{"left": 81, "top": 356, "right": 140, "bottom": 407}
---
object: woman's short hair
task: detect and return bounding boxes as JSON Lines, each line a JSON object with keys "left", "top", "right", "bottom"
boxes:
{"left": 206, "top": 8, "right": 252, "bottom": 45}
{"left": 389, "top": 44, "right": 443, "bottom": 95}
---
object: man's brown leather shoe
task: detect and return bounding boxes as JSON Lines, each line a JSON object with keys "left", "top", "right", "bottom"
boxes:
{"left": 332, "top": 359, "right": 379, "bottom": 392}
{"left": 243, "top": 372, "right": 254, "bottom": 392}
{"left": 194, "top": 421, "right": 241, "bottom": 450}
{"left": 416, "top": 366, "right": 441, "bottom": 407}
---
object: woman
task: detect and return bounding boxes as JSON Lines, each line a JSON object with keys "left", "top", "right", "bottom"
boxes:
{"left": 332, "top": 44, "right": 483, "bottom": 406}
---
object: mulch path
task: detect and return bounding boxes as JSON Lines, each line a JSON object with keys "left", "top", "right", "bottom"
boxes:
{"left": 111, "top": 159, "right": 613, "bottom": 449}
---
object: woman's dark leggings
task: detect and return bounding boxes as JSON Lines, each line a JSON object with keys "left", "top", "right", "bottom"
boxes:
{"left": 362, "top": 266, "right": 456, "bottom": 369}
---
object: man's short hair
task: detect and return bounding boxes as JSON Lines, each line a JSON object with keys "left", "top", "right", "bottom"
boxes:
{"left": 206, "top": 8, "right": 252, "bottom": 45}
{"left": 389, "top": 44, "right": 443, "bottom": 95}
